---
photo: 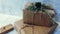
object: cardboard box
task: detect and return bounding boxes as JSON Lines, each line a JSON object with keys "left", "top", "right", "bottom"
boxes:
{"left": 14, "top": 20, "right": 58, "bottom": 34}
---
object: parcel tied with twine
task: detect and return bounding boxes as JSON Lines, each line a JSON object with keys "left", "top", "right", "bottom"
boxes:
{"left": 23, "top": 2, "right": 55, "bottom": 27}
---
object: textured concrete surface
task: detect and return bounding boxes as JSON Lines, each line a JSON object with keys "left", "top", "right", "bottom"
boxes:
{"left": 0, "top": 13, "right": 21, "bottom": 34}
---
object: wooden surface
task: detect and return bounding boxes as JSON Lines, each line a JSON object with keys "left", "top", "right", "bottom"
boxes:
{"left": 23, "top": 23, "right": 58, "bottom": 34}
{"left": 0, "top": 24, "right": 14, "bottom": 34}
{"left": 14, "top": 20, "right": 58, "bottom": 34}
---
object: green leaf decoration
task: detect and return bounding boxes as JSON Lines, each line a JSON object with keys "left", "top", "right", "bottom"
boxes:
{"left": 26, "top": 2, "right": 41, "bottom": 13}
